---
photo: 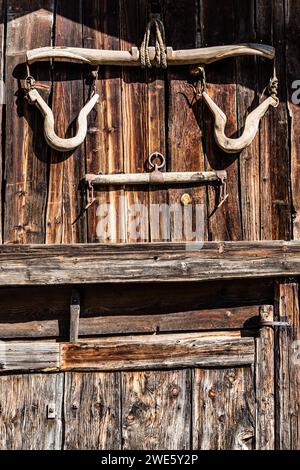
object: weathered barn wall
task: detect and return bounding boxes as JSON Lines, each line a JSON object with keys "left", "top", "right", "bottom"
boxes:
{"left": 0, "top": 0, "right": 298, "bottom": 244}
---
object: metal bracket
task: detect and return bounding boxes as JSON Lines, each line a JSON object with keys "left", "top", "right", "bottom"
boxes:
{"left": 259, "top": 318, "right": 291, "bottom": 329}
{"left": 216, "top": 170, "right": 229, "bottom": 208}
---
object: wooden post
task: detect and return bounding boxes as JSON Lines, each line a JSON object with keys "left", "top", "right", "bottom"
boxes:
{"left": 274, "top": 280, "right": 300, "bottom": 450}
{"left": 255, "top": 305, "right": 275, "bottom": 449}
{"left": 70, "top": 289, "right": 80, "bottom": 342}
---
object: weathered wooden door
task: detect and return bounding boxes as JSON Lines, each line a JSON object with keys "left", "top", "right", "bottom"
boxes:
{"left": 0, "top": 280, "right": 277, "bottom": 450}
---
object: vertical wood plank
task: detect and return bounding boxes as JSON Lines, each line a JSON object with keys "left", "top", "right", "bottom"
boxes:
{"left": 235, "top": 0, "right": 260, "bottom": 241}
{"left": 275, "top": 280, "right": 300, "bottom": 449}
{"left": 63, "top": 372, "right": 121, "bottom": 450}
{"left": 120, "top": 0, "right": 149, "bottom": 243}
{"left": 45, "top": 1, "right": 86, "bottom": 243}
{"left": 200, "top": 0, "right": 242, "bottom": 241}
{"left": 166, "top": 0, "right": 207, "bottom": 243}
{"left": 255, "top": 305, "right": 275, "bottom": 450}
{"left": 0, "top": 373, "right": 63, "bottom": 450}
{"left": 148, "top": 2, "right": 168, "bottom": 242}
{"left": 285, "top": 0, "right": 300, "bottom": 240}
{"left": 193, "top": 367, "right": 255, "bottom": 450}
{"left": 4, "top": 1, "right": 54, "bottom": 243}
{"left": 83, "top": 0, "right": 125, "bottom": 243}
{"left": 256, "top": 0, "right": 291, "bottom": 240}
{"left": 0, "top": 0, "right": 5, "bottom": 244}
{"left": 122, "top": 370, "right": 191, "bottom": 450}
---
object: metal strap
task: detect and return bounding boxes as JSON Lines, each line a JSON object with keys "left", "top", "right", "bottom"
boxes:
{"left": 259, "top": 320, "right": 291, "bottom": 328}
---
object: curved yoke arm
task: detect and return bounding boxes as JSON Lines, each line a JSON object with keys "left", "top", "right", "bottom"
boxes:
{"left": 26, "top": 43, "right": 275, "bottom": 66}
{"left": 202, "top": 92, "right": 278, "bottom": 154}
{"left": 27, "top": 89, "right": 99, "bottom": 152}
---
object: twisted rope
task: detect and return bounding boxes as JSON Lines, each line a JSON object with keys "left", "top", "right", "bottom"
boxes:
{"left": 268, "top": 63, "right": 279, "bottom": 107}
{"left": 140, "top": 16, "right": 167, "bottom": 69}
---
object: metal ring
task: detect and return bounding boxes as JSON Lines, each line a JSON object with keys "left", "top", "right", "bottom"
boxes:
{"left": 148, "top": 152, "right": 166, "bottom": 170}
{"left": 25, "top": 76, "right": 36, "bottom": 90}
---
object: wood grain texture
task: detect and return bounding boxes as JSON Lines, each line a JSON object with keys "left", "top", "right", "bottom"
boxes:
{"left": 255, "top": 305, "right": 275, "bottom": 450}
{"left": 45, "top": 0, "right": 86, "bottom": 243}
{"left": 236, "top": 0, "right": 260, "bottom": 241}
{"left": 0, "top": 279, "right": 273, "bottom": 339}
{"left": 122, "top": 370, "right": 191, "bottom": 450}
{"left": 193, "top": 367, "right": 255, "bottom": 450}
{"left": 0, "top": 241, "right": 300, "bottom": 285}
{"left": 146, "top": 1, "right": 168, "bottom": 242}
{"left": 84, "top": 0, "right": 124, "bottom": 243}
{"left": 64, "top": 372, "right": 121, "bottom": 450}
{"left": 0, "top": 341, "right": 59, "bottom": 371}
{"left": 75, "top": 305, "right": 260, "bottom": 338}
{"left": 120, "top": 0, "right": 149, "bottom": 243}
{"left": 166, "top": 0, "right": 207, "bottom": 243}
{"left": 285, "top": 0, "right": 300, "bottom": 240}
{"left": 0, "top": 304, "right": 258, "bottom": 339}
{"left": 26, "top": 44, "right": 275, "bottom": 67}
{"left": 4, "top": 1, "right": 54, "bottom": 243}
{"left": 69, "top": 289, "right": 80, "bottom": 342}
{"left": 0, "top": 373, "right": 63, "bottom": 450}
{"left": 257, "top": 0, "right": 291, "bottom": 241}
{"left": 61, "top": 333, "right": 254, "bottom": 371}
{"left": 274, "top": 280, "right": 300, "bottom": 449}
{"left": 0, "top": 0, "right": 4, "bottom": 244}
{"left": 200, "top": 0, "right": 242, "bottom": 241}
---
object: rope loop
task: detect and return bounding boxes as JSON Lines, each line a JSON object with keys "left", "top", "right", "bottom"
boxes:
{"left": 140, "top": 16, "right": 167, "bottom": 69}
{"left": 268, "top": 63, "right": 279, "bottom": 107}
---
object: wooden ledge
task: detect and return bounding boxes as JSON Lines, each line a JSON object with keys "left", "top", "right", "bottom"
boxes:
{"left": 0, "top": 332, "right": 254, "bottom": 372}
{"left": 0, "top": 241, "right": 299, "bottom": 286}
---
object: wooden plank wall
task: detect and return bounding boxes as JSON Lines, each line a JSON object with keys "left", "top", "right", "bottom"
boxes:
{"left": 0, "top": 0, "right": 298, "bottom": 244}
{"left": 0, "top": 0, "right": 300, "bottom": 452}
{"left": 0, "top": 367, "right": 256, "bottom": 450}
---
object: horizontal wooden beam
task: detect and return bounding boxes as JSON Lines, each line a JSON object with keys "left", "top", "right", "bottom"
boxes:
{"left": 85, "top": 170, "right": 224, "bottom": 186}
{"left": 0, "top": 332, "right": 254, "bottom": 372}
{"left": 0, "top": 305, "right": 261, "bottom": 339}
{"left": 0, "top": 241, "right": 300, "bottom": 286}
{"left": 26, "top": 44, "right": 275, "bottom": 66}
{"left": 0, "top": 342, "right": 59, "bottom": 371}
{"left": 61, "top": 333, "right": 254, "bottom": 371}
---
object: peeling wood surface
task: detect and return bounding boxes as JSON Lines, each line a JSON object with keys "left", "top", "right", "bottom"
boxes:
{"left": 1, "top": 241, "right": 300, "bottom": 285}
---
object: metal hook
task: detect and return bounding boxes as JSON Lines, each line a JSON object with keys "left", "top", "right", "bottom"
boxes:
{"left": 216, "top": 171, "right": 229, "bottom": 208}
{"left": 84, "top": 180, "right": 96, "bottom": 211}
